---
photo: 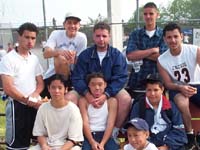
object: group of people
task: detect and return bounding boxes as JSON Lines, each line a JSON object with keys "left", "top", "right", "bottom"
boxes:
{"left": 0, "top": 1, "right": 200, "bottom": 150}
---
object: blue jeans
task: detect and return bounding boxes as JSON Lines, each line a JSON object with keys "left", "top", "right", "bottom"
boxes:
{"left": 82, "top": 131, "right": 119, "bottom": 150}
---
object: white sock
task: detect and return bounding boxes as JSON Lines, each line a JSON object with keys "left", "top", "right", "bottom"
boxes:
{"left": 187, "top": 129, "right": 194, "bottom": 134}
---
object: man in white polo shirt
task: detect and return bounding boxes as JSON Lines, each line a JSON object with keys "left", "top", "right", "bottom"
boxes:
{"left": 0, "top": 22, "right": 44, "bottom": 150}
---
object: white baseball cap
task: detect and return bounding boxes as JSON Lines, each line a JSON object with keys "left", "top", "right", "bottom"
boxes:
{"left": 64, "top": 12, "right": 81, "bottom": 22}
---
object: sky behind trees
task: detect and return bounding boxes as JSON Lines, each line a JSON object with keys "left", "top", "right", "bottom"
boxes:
{"left": 0, "top": 0, "right": 169, "bottom": 26}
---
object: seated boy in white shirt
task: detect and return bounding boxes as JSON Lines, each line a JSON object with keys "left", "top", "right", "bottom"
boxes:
{"left": 29, "top": 74, "right": 83, "bottom": 150}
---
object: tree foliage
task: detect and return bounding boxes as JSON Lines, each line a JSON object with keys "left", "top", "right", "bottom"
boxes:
{"left": 87, "top": 14, "right": 107, "bottom": 25}
{"left": 128, "top": 0, "right": 200, "bottom": 24}
{"left": 168, "top": 0, "right": 191, "bottom": 20}
{"left": 81, "top": 0, "right": 200, "bottom": 46}
{"left": 159, "top": 0, "right": 200, "bottom": 21}
{"left": 185, "top": 0, "right": 200, "bottom": 19}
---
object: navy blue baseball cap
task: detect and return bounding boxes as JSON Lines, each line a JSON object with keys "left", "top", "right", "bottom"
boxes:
{"left": 124, "top": 118, "right": 149, "bottom": 131}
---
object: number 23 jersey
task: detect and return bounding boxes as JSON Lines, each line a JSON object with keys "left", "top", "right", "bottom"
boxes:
{"left": 158, "top": 43, "right": 200, "bottom": 84}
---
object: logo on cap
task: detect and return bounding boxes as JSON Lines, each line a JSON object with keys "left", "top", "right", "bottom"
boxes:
{"left": 124, "top": 118, "right": 149, "bottom": 131}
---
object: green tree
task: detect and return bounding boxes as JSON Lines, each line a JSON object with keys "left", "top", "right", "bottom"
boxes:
{"left": 124, "top": 6, "right": 144, "bottom": 35}
{"left": 187, "top": 0, "right": 200, "bottom": 19}
{"left": 159, "top": 0, "right": 200, "bottom": 21}
{"left": 127, "top": 0, "right": 200, "bottom": 26}
{"left": 168, "top": 0, "right": 191, "bottom": 20}
{"left": 87, "top": 13, "right": 107, "bottom": 25}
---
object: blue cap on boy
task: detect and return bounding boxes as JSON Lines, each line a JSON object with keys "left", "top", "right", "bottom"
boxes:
{"left": 124, "top": 118, "right": 149, "bottom": 131}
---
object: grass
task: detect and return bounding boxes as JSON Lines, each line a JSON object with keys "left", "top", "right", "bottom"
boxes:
{"left": 0, "top": 98, "right": 6, "bottom": 150}
{"left": 0, "top": 99, "right": 6, "bottom": 138}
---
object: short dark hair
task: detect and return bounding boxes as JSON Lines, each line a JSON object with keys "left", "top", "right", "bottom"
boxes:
{"left": 93, "top": 22, "right": 110, "bottom": 33}
{"left": 47, "top": 74, "right": 69, "bottom": 88}
{"left": 143, "top": 2, "right": 158, "bottom": 10}
{"left": 163, "top": 22, "right": 182, "bottom": 37}
{"left": 144, "top": 73, "right": 164, "bottom": 88}
{"left": 86, "top": 72, "right": 106, "bottom": 85}
{"left": 17, "top": 22, "right": 39, "bottom": 36}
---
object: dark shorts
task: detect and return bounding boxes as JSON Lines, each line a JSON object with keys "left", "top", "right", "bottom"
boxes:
{"left": 169, "top": 84, "right": 200, "bottom": 107}
{"left": 6, "top": 99, "right": 37, "bottom": 150}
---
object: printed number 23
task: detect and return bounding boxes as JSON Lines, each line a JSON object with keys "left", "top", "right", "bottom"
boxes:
{"left": 174, "top": 68, "right": 190, "bottom": 83}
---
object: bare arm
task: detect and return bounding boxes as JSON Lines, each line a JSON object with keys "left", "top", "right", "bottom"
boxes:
{"left": 1, "top": 74, "right": 44, "bottom": 108}
{"left": 147, "top": 52, "right": 160, "bottom": 61}
{"left": 43, "top": 47, "right": 60, "bottom": 58}
{"left": 85, "top": 91, "right": 106, "bottom": 108}
{"left": 27, "top": 75, "right": 44, "bottom": 109}
{"left": 196, "top": 47, "right": 200, "bottom": 65}
{"left": 126, "top": 47, "right": 159, "bottom": 62}
{"left": 60, "top": 141, "right": 75, "bottom": 150}
{"left": 37, "top": 136, "right": 51, "bottom": 150}
{"left": 1, "top": 75, "right": 28, "bottom": 103}
{"left": 30, "top": 75, "right": 44, "bottom": 97}
{"left": 99, "top": 97, "right": 117, "bottom": 147}
{"left": 157, "top": 62, "right": 197, "bottom": 97}
{"left": 157, "top": 61, "right": 179, "bottom": 90}
{"left": 43, "top": 47, "right": 76, "bottom": 63}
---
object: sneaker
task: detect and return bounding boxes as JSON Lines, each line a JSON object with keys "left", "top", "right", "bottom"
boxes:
{"left": 196, "top": 132, "right": 200, "bottom": 150}
{"left": 185, "top": 133, "right": 196, "bottom": 150}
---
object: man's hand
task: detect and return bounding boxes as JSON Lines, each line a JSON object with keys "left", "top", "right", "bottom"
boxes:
{"left": 147, "top": 47, "right": 160, "bottom": 61}
{"left": 91, "top": 140, "right": 100, "bottom": 150}
{"left": 85, "top": 92, "right": 106, "bottom": 108}
{"left": 157, "top": 145, "right": 169, "bottom": 150}
{"left": 27, "top": 92, "right": 43, "bottom": 109}
{"left": 41, "top": 144, "right": 51, "bottom": 150}
{"left": 26, "top": 98, "right": 42, "bottom": 109}
{"left": 150, "top": 47, "right": 159, "bottom": 54}
{"left": 179, "top": 85, "right": 197, "bottom": 97}
{"left": 92, "top": 94, "right": 107, "bottom": 108}
{"left": 56, "top": 50, "right": 76, "bottom": 64}
{"left": 98, "top": 143, "right": 105, "bottom": 150}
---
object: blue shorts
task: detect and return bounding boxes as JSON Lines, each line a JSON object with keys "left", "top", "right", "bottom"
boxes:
{"left": 82, "top": 131, "right": 119, "bottom": 150}
{"left": 169, "top": 84, "right": 200, "bottom": 107}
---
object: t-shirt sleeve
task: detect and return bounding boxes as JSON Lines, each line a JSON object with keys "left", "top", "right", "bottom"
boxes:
{"left": 0, "top": 56, "right": 14, "bottom": 76}
{"left": 45, "top": 30, "right": 57, "bottom": 49}
{"left": 67, "top": 106, "right": 83, "bottom": 141}
{"left": 76, "top": 33, "right": 87, "bottom": 56}
{"left": 32, "top": 106, "right": 47, "bottom": 136}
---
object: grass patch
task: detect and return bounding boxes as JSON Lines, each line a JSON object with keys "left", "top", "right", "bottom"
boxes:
{"left": 0, "top": 99, "right": 6, "bottom": 137}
